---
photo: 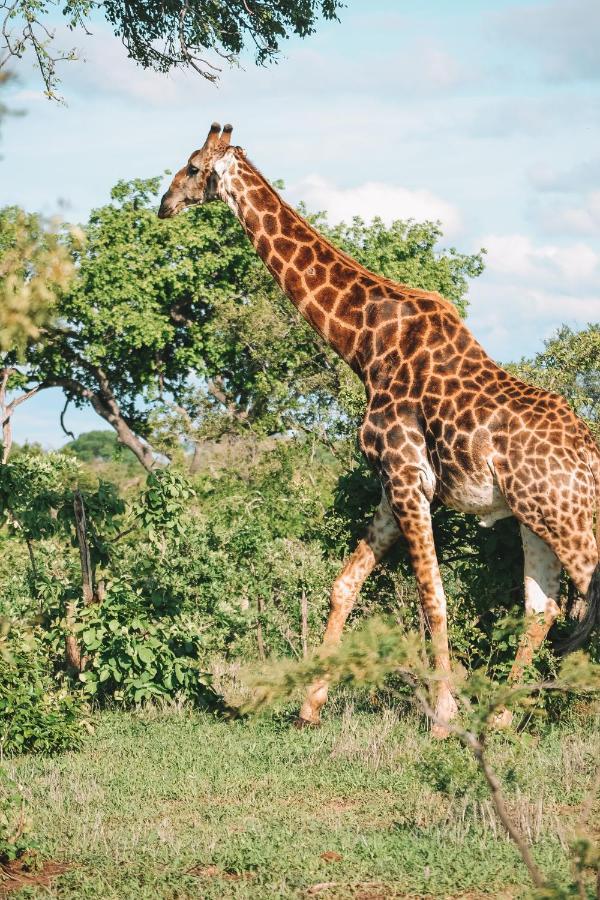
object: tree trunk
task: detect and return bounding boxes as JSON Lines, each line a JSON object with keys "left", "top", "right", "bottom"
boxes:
{"left": 110, "top": 412, "right": 155, "bottom": 471}
{"left": 300, "top": 589, "right": 308, "bottom": 658}
{"left": 74, "top": 490, "right": 94, "bottom": 605}
{"left": 189, "top": 441, "right": 202, "bottom": 474}
{"left": 41, "top": 377, "right": 156, "bottom": 471}
{"left": 257, "top": 596, "right": 266, "bottom": 661}
{"left": 65, "top": 491, "right": 99, "bottom": 673}
{"left": 1, "top": 367, "right": 12, "bottom": 463}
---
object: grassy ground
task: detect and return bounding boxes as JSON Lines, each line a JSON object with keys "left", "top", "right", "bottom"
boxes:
{"left": 5, "top": 700, "right": 600, "bottom": 898}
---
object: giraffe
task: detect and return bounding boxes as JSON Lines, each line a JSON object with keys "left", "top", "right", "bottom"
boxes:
{"left": 158, "top": 123, "right": 600, "bottom": 736}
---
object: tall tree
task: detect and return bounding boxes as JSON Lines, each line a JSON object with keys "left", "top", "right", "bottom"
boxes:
{"left": 0, "top": 0, "right": 344, "bottom": 98}
{"left": 0, "top": 207, "right": 78, "bottom": 461}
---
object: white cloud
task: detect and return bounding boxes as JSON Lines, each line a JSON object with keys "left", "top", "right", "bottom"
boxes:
{"left": 287, "top": 175, "right": 462, "bottom": 235}
{"left": 562, "top": 194, "right": 600, "bottom": 234}
{"left": 466, "top": 232, "right": 600, "bottom": 360}
{"left": 494, "top": 0, "right": 600, "bottom": 82}
{"left": 536, "top": 191, "right": 600, "bottom": 236}
{"left": 467, "top": 95, "right": 600, "bottom": 139}
{"left": 468, "top": 281, "right": 600, "bottom": 362}
{"left": 481, "top": 233, "right": 599, "bottom": 286}
{"left": 528, "top": 158, "right": 600, "bottom": 193}
{"left": 72, "top": 31, "right": 190, "bottom": 105}
{"left": 398, "top": 41, "right": 474, "bottom": 92}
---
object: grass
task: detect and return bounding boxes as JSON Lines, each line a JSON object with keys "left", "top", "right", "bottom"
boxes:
{"left": 5, "top": 700, "right": 600, "bottom": 898}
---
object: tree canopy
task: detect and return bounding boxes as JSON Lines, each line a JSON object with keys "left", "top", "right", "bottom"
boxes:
{"left": 0, "top": 0, "right": 344, "bottom": 98}
{"left": 62, "top": 429, "right": 138, "bottom": 465}
{"left": 0, "top": 207, "right": 75, "bottom": 356}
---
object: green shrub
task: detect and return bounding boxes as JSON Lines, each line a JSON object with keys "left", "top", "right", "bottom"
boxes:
{"left": 0, "top": 768, "right": 34, "bottom": 863}
{"left": 0, "top": 623, "right": 84, "bottom": 756}
{"left": 72, "top": 579, "right": 216, "bottom": 706}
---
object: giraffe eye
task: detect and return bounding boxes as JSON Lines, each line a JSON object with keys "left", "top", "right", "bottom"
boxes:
{"left": 188, "top": 165, "right": 199, "bottom": 176}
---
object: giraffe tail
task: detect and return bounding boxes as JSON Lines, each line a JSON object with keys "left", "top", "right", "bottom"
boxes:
{"left": 558, "top": 445, "right": 600, "bottom": 654}
{"left": 558, "top": 564, "right": 600, "bottom": 654}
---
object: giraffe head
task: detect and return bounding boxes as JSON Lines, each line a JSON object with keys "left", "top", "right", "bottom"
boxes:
{"left": 158, "top": 122, "right": 234, "bottom": 219}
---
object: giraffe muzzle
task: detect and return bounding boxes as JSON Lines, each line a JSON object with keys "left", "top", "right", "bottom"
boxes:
{"left": 158, "top": 192, "right": 181, "bottom": 219}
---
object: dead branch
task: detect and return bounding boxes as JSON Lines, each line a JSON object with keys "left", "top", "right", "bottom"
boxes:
{"left": 59, "top": 396, "right": 75, "bottom": 441}
{"left": 73, "top": 489, "right": 94, "bottom": 606}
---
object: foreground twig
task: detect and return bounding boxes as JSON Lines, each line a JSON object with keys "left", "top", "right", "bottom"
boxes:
{"left": 404, "top": 675, "right": 547, "bottom": 889}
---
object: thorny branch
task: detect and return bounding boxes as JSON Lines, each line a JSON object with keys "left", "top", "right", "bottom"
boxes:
{"left": 401, "top": 672, "right": 549, "bottom": 888}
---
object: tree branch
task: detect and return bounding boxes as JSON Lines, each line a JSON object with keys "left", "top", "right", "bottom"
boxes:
{"left": 399, "top": 672, "right": 548, "bottom": 890}
{"left": 59, "top": 396, "right": 75, "bottom": 441}
{"left": 37, "top": 377, "right": 156, "bottom": 471}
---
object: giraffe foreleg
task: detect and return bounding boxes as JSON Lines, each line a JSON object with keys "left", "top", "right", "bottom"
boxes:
{"left": 384, "top": 473, "right": 458, "bottom": 739}
{"left": 493, "top": 524, "right": 562, "bottom": 729}
{"left": 297, "top": 493, "right": 400, "bottom": 726}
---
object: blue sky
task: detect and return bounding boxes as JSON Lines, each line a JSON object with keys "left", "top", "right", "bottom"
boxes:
{"left": 2, "top": 0, "right": 599, "bottom": 447}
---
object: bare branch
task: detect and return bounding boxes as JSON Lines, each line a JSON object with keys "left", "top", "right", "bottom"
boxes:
{"left": 59, "top": 396, "right": 75, "bottom": 441}
{"left": 0, "top": 366, "right": 40, "bottom": 461}
{"left": 178, "top": 0, "right": 221, "bottom": 82}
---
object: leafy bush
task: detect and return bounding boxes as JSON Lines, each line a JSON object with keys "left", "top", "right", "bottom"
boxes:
{"left": 73, "top": 580, "right": 215, "bottom": 705}
{"left": 244, "top": 619, "right": 600, "bottom": 897}
{"left": 0, "top": 622, "right": 84, "bottom": 756}
{"left": 0, "top": 768, "right": 34, "bottom": 864}
{"left": 0, "top": 435, "right": 589, "bottom": 731}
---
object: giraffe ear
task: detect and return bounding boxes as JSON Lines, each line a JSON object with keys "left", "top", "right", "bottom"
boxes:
{"left": 203, "top": 122, "right": 221, "bottom": 149}
{"left": 221, "top": 124, "right": 233, "bottom": 145}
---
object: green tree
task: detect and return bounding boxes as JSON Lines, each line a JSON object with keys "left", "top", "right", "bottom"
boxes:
{"left": 0, "top": 207, "right": 79, "bottom": 461}
{"left": 0, "top": 0, "right": 344, "bottom": 98}
{"left": 15, "top": 176, "right": 261, "bottom": 469}
{"left": 62, "top": 429, "right": 139, "bottom": 467}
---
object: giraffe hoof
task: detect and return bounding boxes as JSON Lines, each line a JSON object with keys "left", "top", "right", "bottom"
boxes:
{"left": 431, "top": 692, "right": 458, "bottom": 739}
{"left": 294, "top": 716, "right": 321, "bottom": 729}
{"left": 490, "top": 708, "right": 513, "bottom": 730}
{"left": 431, "top": 722, "right": 451, "bottom": 740}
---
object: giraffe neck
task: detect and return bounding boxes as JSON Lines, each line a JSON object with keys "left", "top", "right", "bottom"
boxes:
{"left": 216, "top": 150, "right": 371, "bottom": 373}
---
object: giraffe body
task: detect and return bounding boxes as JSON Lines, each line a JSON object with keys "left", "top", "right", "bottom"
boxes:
{"left": 159, "top": 124, "right": 600, "bottom": 733}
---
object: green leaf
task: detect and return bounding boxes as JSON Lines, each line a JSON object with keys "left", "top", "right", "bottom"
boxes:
{"left": 138, "top": 646, "right": 155, "bottom": 665}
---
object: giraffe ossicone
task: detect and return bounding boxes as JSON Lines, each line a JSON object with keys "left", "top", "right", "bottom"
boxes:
{"left": 159, "top": 123, "right": 600, "bottom": 735}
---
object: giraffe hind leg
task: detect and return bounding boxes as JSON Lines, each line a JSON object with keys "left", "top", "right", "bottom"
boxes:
{"left": 512, "top": 525, "right": 561, "bottom": 678}
{"left": 297, "top": 493, "right": 400, "bottom": 726}
{"left": 493, "top": 525, "right": 561, "bottom": 729}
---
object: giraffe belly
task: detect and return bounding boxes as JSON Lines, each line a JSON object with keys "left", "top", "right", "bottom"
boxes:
{"left": 440, "top": 476, "right": 512, "bottom": 527}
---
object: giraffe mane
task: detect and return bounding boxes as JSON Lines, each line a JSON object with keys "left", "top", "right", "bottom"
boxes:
{"left": 228, "top": 146, "right": 460, "bottom": 320}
